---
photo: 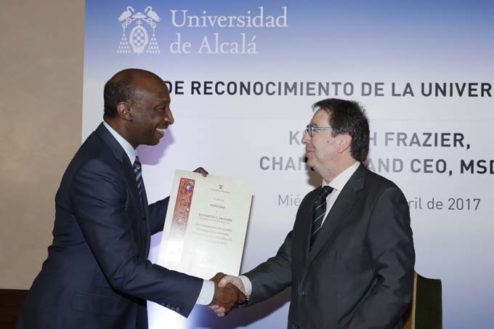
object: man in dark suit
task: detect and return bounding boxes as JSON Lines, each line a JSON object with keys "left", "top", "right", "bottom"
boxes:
{"left": 214, "top": 98, "right": 415, "bottom": 328}
{"left": 17, "top": 68, "right": 244, "bottom": 329}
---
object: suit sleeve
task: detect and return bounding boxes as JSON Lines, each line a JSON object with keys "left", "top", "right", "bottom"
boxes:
{"left": 244, "top": 231, "right": 293, "bottom": 304}
{"left": 347, "top": 186, "right": 415, "bottom": 328}
{"left": 71, "top": 159, "right": 202, "bottom": 317}
{"left": 244, "top": 191, "right": 315, "bottom": 304}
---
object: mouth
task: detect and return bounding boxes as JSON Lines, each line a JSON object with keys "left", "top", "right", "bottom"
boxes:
{"left": 156, "top": 127, "right": 166, "bottom": 137}
{"left": 305, "top": 149, "right": 314, "bottom": 161}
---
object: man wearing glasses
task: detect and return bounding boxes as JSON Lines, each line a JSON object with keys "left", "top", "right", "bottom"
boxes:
{"left": 213, "top": 98, "right": 415, "bottom": 329}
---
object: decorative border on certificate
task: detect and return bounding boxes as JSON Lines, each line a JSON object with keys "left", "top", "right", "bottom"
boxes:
{"left": 169, "top": 178, "right": 195, "bottom": 242}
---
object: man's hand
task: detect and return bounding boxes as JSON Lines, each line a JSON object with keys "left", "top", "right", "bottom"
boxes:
{"left": 217, "top": 274, "right": 246, "bottom": 293}
{"left": 209, "top": 272, "right": 246, "bottom": 317}
{"left": 193, "top": 167, "right": 208, "bottom": 177}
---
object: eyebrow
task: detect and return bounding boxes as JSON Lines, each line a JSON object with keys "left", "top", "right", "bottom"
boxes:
{"left": 156, "top": 100, "right": 170, "bottom": 107}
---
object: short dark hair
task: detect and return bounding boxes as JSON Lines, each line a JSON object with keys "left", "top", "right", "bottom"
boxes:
{"left": 103, "top": 68, "right": 164, "bottom": 118}
{"left": 313, "top": 98, "right": 369, "bottom": 162}
{"left": 103, "top": 69, "right": 137, "bottom": 118}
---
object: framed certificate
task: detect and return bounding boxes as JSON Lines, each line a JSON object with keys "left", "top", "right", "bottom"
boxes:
{"left": 157, "top": 170, "right": 252, "bottom": 279}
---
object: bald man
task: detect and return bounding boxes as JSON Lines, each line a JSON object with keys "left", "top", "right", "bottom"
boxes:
{"left": 17, "top": 69, "right": 244, "bottom": 329}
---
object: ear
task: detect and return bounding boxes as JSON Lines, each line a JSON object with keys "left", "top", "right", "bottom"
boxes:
{"left": 116, "top": 101, "right": 132, "bottom": 121}
{"left": 336, "top": 134, "right": 352, "bottom": 153}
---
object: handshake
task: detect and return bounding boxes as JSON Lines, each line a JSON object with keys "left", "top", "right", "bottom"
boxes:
{"left": 208, "top": 272, "right": 247, "bottom": 317}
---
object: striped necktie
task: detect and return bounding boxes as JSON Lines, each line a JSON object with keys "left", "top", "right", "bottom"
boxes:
{"left": 133, "top": 156, "right": 144, "bottom": 200}
{"left": 311, "top": 186, "right": 333, "bottom": 238}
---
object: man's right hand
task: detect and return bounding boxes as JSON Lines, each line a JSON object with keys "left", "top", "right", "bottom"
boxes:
{"left": 217, "top": 274, "right": 246, "bottom": 294}
{"left": 209, "top": 272, "right": 246, "bottom": 317}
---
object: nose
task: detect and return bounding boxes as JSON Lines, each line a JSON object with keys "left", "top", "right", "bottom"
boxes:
{"left": 165, "top": 106, "right": 174, "bottom": 125}
{"left": 302, "top": 130, "right": 310, "bottom": 144}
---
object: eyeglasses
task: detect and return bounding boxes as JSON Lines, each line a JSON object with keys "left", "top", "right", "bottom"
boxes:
{"left": 305, "top": 124, "right": 332, "bottom": 137}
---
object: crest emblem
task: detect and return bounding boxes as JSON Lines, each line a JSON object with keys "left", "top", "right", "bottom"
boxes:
{"left": 117, "top": 6, "right": 160, "bottom": 55}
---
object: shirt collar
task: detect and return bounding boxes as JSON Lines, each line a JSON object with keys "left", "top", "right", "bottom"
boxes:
{"left": 323, "top": 161, "right": 360, "bottom": 191}
{"left": 103, "top": 121, "right": 137, "bottom": 164}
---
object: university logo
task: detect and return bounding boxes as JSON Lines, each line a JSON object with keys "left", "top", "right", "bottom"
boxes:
{"left": 117, "top": 6, "right": 160, "bottom": 55}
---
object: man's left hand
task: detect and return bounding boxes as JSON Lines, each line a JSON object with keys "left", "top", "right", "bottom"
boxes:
{"left": 193, "top": 167, "right": 208, "bottom": 177}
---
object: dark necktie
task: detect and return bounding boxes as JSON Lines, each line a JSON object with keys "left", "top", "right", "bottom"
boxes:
{"left": 311, "top": 186, "right": 333, "bottom": 238}
{"left": 133, "top": 156, "right": 144, "bottom": 201}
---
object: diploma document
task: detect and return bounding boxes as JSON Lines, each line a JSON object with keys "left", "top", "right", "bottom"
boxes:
{"left": 157, "top": 170, "right": 252, "bottom": 279}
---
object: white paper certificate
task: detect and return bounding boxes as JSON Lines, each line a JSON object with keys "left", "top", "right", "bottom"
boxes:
{"left": 157, "top": 170, "right": 252, "bottom": 279}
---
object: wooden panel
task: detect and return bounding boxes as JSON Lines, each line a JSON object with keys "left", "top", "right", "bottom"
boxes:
{"left": 0, "top": 289, "right": 28, "bottom": 329}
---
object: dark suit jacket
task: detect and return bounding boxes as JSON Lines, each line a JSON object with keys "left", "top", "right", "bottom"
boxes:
{"left": 246, "top": 164, "right": 415, "bottom": 329}
{"left": 17, "top": 124, "right": 202, "bottom": 329}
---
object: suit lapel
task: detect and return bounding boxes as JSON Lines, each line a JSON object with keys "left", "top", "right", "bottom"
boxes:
{"left": 95, "top": 123, "right": 151, "bottom": 257}
{"left": 308, "top": 165, "right": 366, "bottom": 263}
{"left": 298, "top": 190, "right": 318, "bottom": 267}
{"left": 290, "top": 189, "right": 318, "bottom": 282}
{"left": 95, "top": 124, "right": 146, "bottom": 218}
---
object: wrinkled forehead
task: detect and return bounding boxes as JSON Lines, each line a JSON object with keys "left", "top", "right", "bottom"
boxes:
{"left": 134, "top": 76, "right": 169, "bottom": 99}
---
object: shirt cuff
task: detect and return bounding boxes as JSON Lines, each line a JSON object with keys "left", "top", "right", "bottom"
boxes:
{"left": 239, "top": 275, "right": 253, "bottom": 298}
{"left": 195, "top": 279, "right": 215, "bottom": 305}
